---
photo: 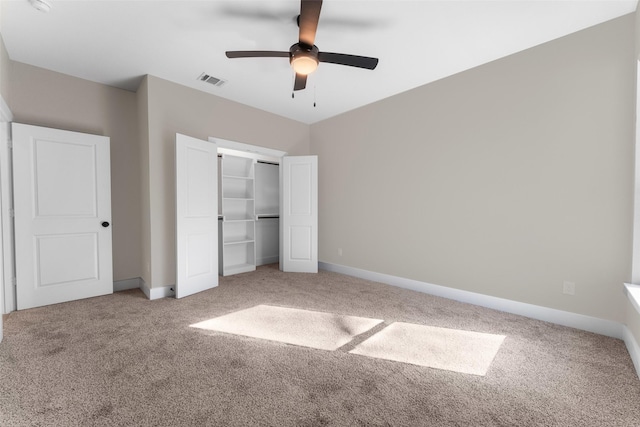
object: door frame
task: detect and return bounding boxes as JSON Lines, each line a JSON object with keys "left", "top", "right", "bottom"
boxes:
{"left": 210, "top": 137, "right": 286, "bottom": 273}
{"left": 0, "top": 94, "right": 14, "bottom": 317}
{"left": 208, "top": 136, "right": 318, "bottom": 274}
{"left": 210, "top": 137, "right": 288, "bottom": 161}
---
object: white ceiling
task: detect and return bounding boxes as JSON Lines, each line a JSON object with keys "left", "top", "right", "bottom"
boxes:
{"left": 1, "top": 0, "right": 637, "bottom": 124}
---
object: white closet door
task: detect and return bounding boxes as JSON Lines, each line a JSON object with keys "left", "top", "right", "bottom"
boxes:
{"left": 13, "top": 123, "right": 113, "bottom": 310}
{"left": 280, "top": 155, "right": 318, "bottom": 273}
{"left": 175, "top": 133, "right": 218, "bottom": 298}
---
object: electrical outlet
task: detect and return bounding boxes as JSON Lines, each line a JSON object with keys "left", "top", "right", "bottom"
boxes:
{"left": 563, "top": 281, "right": 575, "bottom": 295}
{"left": 338, "top": 248, "right": 343, "bottom": 256}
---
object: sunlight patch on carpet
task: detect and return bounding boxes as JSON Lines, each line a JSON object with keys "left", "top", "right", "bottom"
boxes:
{"left": 190, "top": 305, "right": 383, "bottom": 351}
{"left": 350, "top": 322, "right": 505, "bottom": 375}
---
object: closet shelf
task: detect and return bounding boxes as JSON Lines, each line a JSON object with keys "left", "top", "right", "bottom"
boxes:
{"left": 223, "top": 217, "right": 254, "bottom": 222}
{"left": 223, "top": 174, "right": 253, "bottom": 181}
{"left": 224, "top": 236, "right": 255, "bottom": 245}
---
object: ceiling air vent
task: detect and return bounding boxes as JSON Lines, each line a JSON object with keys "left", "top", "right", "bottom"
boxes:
{"left": 198, "top": 73, "right": 226, "bottom": 87}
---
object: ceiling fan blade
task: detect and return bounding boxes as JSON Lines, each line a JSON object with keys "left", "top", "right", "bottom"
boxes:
{"left": 294, "top": 73, "right": 307, "bottom": 91}
{"left": 226, "top": 51, "right": 289, "bottom": 59}
{"left": 318, "top": 52, "right": 379, "bottom": 70}
{"left": 299, "top": 0, "right": 323, "bottom": 47}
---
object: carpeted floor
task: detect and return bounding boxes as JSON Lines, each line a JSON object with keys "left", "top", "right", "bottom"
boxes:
{"left": 349, "top": 322, "right": 505, "bottom": 376}
{"left": 1, "top": 264, "right": 639, "bottom": 426}
{"left": 191, "top": 304, "right": 383, "bottom": 351}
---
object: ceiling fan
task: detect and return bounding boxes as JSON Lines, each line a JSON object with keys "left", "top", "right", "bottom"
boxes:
{"left": 225, "top": 0, "right": 379, "bottom": 92}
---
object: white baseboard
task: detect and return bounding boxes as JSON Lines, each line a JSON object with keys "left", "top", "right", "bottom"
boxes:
{"left": 623, "top": 284, "right": 640, "bottom": 379}
{"left": 319, "top": 262, "right": 623, "bottom": 339}
{"left": 150, "top": 285, "right": 175, "bottom": 300}
{"left": 139, "top": 277, "right": 175, "bottom": 300}
{"left": 117, "top": 277, "right": 175, "bottom": 300}
{"left": 113, "top": 278, "right": 142, "bottom": 292}
{"left": 257, "top": 256, "right": 279, "bottom": 267}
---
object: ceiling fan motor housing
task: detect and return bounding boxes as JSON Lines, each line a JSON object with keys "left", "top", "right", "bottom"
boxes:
{"left": 290, "top": 43, "right": 319, "bottom": 75}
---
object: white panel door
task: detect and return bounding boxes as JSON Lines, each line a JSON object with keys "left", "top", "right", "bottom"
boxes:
{"left": 12, "top": 123, "right": 113, "bottom": 310}
{"left": 175, "top": 133, "right": 218, "bottom": 298}
{"left": 280, "top": 156, "right": 318, "bottom": 273}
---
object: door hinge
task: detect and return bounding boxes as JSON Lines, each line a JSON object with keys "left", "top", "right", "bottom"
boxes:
{"left": 7, "top": 139, "right": 12, "bottom": 149}
{"left": 9, "top": 208, "right": 14, "bottom": 217}
{"left": 12, "top": 277, "right": 16, "bottom": 288}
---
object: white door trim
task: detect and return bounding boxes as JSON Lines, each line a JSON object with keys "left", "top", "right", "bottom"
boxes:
{"left": 208, "top": 136, "right": 287, "bottom": 162}
{"left": 0, "top": 94, "right": 14, "bottom": 316}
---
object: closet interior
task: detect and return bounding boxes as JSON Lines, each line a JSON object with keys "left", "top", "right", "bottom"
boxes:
{"left": 218, "top": 149, "right": 280, "bottom": 276}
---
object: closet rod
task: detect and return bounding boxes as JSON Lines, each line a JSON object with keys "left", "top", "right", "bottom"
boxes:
{"left": 257, "top": 214, "right": 279, "bottom": 219}
{"left": 218, "top": 154, "right": 278, "bottom": 165}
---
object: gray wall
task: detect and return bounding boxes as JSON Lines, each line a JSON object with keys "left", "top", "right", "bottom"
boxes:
{"left": 143, "top": 75, "right": 310, "bottom": 288}
{"left": 8, "top": 61, "right": 142, "bottom": 282}
{"left": 311, "top": 14, "right": 635, "bottom": 323}
{"left": 628, "top": 9, "right": 640, "bottom": 352}
{"left": 0, "top": 0, "right": 9, "bottom": 103}
{"left": 0, "top": 34, "right": 9, "bottom": 104}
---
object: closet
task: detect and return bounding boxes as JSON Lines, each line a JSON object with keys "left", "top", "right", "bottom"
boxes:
{"left": 217, "top": 147, "right": 282, "bottom": 276}
{"left": 175, "top": 133, "right": 317, "bottom": 298}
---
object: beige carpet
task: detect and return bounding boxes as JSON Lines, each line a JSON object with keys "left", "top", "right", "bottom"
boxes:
{"left": 190, "top": 304, "right": 383, "bottom": 351}
{"left": 350, "top": 322, "right": 505, "bottom": 375}
{"left": 1, "top": 264, "right": 639, "bottom": 426}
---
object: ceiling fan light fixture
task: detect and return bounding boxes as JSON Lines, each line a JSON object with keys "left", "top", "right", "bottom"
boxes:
{"left": 29, "top": 0, "right": 52, "bottom": 13}
{"left": 291, "top": 55, "right": 318, "bottom": 75}
{"left": 290, "top": 43, "right": 319, "bottom": 75}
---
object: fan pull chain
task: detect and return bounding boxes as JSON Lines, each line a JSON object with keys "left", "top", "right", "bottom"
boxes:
{"left": 313, "top": 85, "right": 316, "bottom": 108}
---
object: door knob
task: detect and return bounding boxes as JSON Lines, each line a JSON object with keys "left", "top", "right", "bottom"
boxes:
{"left": 101, "top": 221, "right": 110, "bottom": 228}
